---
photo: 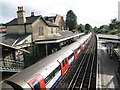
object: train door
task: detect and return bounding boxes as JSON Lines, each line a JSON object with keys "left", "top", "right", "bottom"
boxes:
{"left": 80, "top": 45, "right": 83, "bottom": 51}
{"left": 74, "top": 49, "right": 78, "bottom": 59}
{"left": 68, "top": 53, "right": 74, "bottom": 66}
{"left": 28, "top": 74, "right": 46, "bottom": 90}
{"left": 65, "top": 57, "right": 69, "bottom": 70}
{"left": 60, "top": 57, "right": 69, "bottom": 76}
{"left": 82, "top": 42, "right": 85, "bottom": 49}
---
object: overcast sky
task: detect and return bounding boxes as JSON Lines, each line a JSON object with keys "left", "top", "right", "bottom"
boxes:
{"left": 0, "top": 0, "right": 119, "bottom": 27}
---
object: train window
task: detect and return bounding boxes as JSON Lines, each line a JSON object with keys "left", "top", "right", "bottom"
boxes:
{"left": 62, "top": 60, "right": 65, "bottom": 67}
{"left": 32, "top": 80, "right": 40, "bottom": 90}
{"left": 44, "top": 65, "right": 60, "bottom": 84}
{"left": 65, "top": 59, "right": 67, "bottom": 64}
{"left": 54, "top": 65, "right": 60, "bottom": 75}
{"left": 68, "top": 53, "right": 74, "bottom": 60}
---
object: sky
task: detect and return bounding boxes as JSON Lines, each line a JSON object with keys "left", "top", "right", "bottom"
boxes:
{"left": 0, "top": 0, "right": 120, "bottom": 27}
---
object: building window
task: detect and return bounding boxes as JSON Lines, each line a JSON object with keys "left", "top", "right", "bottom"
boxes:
{"left": 56, "top": 28, "right": 58, "bottom": 33}
{"left": 51, "top": 28, "right": 53, "bottom": 34}
{"left": 38, "top": 27, "right": 44, "bottom": 36}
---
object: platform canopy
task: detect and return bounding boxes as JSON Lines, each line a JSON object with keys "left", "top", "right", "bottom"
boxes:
{"left": 98, "top": 34, "right": 120, "bottom": 43}
{"left": 35, "top": 33, "right": 84, "bottom": 44}
{"left": 0, "top": 42, "right": 30, "bottom": 53}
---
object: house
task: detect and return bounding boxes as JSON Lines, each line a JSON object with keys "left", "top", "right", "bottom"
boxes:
{"left": 2, "top": 6, "right": 60, "bottom": 69}
{"left": 2, "top": 6, "right": 83, "bottom": 70}
{"left": 6, "top": 6, "right": 59, "bottom": 44}
{"left": 44, "top": 15, "right": 65, "bottom": 30}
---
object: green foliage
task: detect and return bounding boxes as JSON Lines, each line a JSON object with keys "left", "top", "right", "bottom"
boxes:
{"left": 84, "top": 30, "right": 90, "bottom": 34}
{"left": 93, "top": 26, "right": 99, "bottom": 33}
{"left": 98, "top": 25, "right": 109, "bottom": 34}
{"left": 108, "top": 29, "right": 120, "bottom": 35}
{"left": 109, "top": 18, "right": 119, "bottom": 30}
{"left": 76, "top": 24, "right": 85, "bottom": 33}
{"left": 66, "top": 10, "right": 77, "bottom": 31}
{"left": 96, "top": 19, "right": 120, "bottom": 34}
{"left": 85, "top": 24, "right": 92, "bottom": 30}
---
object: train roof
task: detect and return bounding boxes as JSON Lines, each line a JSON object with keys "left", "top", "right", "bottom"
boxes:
{"left": 4, "top": 33, "right": 92, "bottom": 87}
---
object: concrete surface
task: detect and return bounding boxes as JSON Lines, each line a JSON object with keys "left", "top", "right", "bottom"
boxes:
{"left": 97, "top": 39, "right": 120, "bottom": 89}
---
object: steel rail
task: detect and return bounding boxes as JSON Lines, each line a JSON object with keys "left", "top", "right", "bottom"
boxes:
{"left": 79, "top": 42, "right": 95, "bottom": 89}
{"left": 88, "top": 40, "right": 96, "bottom": 89}
{"left": 80, "top": 42, "right": 96, "bottom": 89}
{"left": 67, "top": 36, "right": 95, "bottom": 90}
{"left": 55, "top": 35, "right": 92, "bottom": 89}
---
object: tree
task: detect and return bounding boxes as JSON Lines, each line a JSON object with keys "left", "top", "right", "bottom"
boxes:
{"left": 108, "top": 18, "right": 120, "bottom": 34}
{"left": 93, "top": 26, "right": 98, "bottom": 33}
{"left": 109, "top": 18, "right": 118, "bottom": 30}
{"left": 85, "top": 23, "right": 92, "bottom": 31}
{"left": 66, "top": 10, "right": 77, "bottom": 31}
{"left": 99, "top": 25, "right": 109, "bottom": 33}
{"left": 77, "top": 24, "right": 85, "bottom": 33}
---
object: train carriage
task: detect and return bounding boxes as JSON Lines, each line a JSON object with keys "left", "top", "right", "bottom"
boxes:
{"left": 2, "top": 33, "right": 92, "bottom": 90}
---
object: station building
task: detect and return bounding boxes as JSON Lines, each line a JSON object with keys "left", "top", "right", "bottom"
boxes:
{"left": 1, "top": 6, "right": 84, "bottom": 73}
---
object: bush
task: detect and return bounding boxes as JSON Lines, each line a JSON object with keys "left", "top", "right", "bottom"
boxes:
{"left": 107, "top": 29, "right": 119, "bottom": 35}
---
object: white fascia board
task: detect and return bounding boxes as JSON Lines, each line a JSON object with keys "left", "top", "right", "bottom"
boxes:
{"left": 35, "top": 34, "right": 82, "bottom": 44}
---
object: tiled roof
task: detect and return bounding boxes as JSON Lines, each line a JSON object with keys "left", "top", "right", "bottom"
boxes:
{"left": 6, "top": 16, "right": 41, "bottom": 25}
{"left": 58, "top": 30, "right": 74, "bottom": 36}
{"left": 2, "top": 34, "right": 30, "bottom": 46}
{"left": 46, "top": 21, "right": 59, "bottom": 27}
{"left": 44, "top": 16, "right": 56, "bottom": 21}
{"left": 6, "top": 15, "right": 58, "bottom": 27}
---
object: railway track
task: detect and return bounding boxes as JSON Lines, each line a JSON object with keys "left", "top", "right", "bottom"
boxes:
{"left": 54, "top": 34, "right": 97, "bottom": 89}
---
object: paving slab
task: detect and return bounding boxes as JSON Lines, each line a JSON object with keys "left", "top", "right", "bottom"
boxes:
{"left": 97, "top": 39, "right": 120, "bottom": 89}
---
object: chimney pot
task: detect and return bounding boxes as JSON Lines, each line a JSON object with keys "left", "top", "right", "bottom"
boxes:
{"left": 31, "top": 12, "right": 34, "bottom": 17}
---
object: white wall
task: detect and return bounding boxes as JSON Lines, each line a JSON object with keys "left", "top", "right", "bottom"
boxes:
{"left": 118, "top": 1, "right": 120, "bottom": 21}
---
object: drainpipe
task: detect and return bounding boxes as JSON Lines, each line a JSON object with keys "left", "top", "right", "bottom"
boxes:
{"left": 45, "top": 44, "right": 48, "bottom": 56}
{"left": 24, "top": 24, "right": 27, "bottom": 34}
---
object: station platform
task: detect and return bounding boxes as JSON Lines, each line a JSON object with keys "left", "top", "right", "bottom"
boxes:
{"left": 97, "top": 39, "right": 120, "bottom": 89}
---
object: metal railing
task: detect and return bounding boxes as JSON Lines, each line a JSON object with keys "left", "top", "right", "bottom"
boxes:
{"left": 0, "top": 58, "right": 24, "bottom": 72}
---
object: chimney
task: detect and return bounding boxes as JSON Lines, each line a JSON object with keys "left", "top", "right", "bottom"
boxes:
{"left": 17, "top": 6, "right": 26, "bottom": 24}
{"left": 31, "top": 12, "right": 34, "bottom": 17}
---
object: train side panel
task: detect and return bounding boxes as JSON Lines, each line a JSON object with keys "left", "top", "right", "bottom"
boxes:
{"left": 74, "top": 49, "right": 78, "bottom": 59}
{"left": 68, "top": 53, "right": 74, "bottom": 66}
{"left": 45, "top": 71, "right": 61, "bottom": 89}
{"left": 28, "top": 74, "right": 46, "bottom": 90}
{"left": 60, "top": 57, "right": 69, "bottom": 76}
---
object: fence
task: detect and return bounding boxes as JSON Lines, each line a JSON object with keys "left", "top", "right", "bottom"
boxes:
{"left": 0, "top": 58, "right": 24, "bottom": 72}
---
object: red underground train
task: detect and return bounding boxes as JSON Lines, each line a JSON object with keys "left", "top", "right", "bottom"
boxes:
{"left": 2, "top": 33, "right": 92, "bottom": 90}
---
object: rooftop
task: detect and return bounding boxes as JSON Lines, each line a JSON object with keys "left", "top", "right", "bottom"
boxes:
{"left": 2, "top": 34, "right": 30, "bottom": 46}
{"left": 35, "top": 30, "right": 84, "bottom": 44}
{"left": 6, "top": 15, "right": 58, "bottom": 27}
{"left": 98, "top": 34, "right": 120, "bottom": 40}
